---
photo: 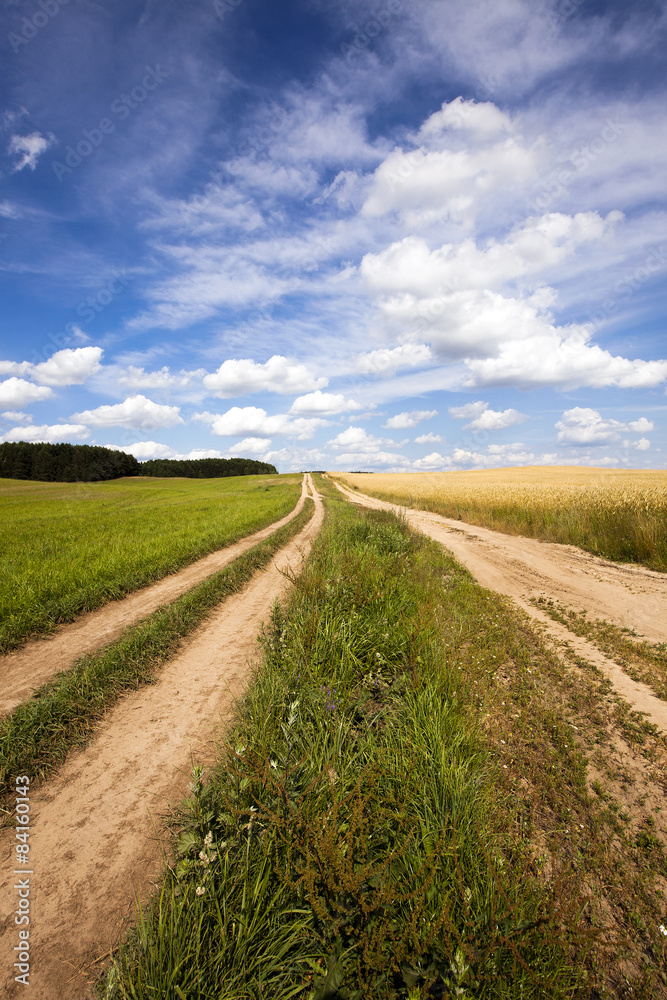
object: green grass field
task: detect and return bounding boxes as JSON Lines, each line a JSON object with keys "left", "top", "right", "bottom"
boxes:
{"left": 0, "top": 474, "right": 302, "bottom": 652}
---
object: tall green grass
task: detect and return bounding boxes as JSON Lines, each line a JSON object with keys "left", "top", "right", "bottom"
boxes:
{"left": 107, "top": 488, "right": 591, "bottom": 999}
{"left": 0, "top": 473, "right": 301, "bottom": 651}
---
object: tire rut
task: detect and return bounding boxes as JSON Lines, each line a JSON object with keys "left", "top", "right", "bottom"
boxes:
{"left": 0, "top": 477, "right": 310, "bottom": 715}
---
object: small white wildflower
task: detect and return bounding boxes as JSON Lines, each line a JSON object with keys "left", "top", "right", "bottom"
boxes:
{"left": 195, "top": 886, "right": 205, "bottom": 896}
{"left": 270, "top": 759, "right": 278, "bottom": 769}
{"left": 660, "top": 924, "right": 667, "bottom": 937}
{"left": 204, "top": 831, "right": 213, "bottom": 848}
{"left": 199, "top": 850, "right": 208, "bottom": 861}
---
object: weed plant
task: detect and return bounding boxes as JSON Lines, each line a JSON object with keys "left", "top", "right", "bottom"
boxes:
{"left": 334, "top": 467, "right": 667, "bottom": 573}
{"left": 0, "top": 473, "right": 301, "bottom": 651}
{"left": 107, "top": 488, "right": 593, "bottom": 999}
{"left": 0, "top": 500, "right": 314, "bottom": 797}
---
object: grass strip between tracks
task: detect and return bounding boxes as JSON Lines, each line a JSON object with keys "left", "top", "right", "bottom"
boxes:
{"left": 533, "top": 596, "right": 667, "bottom": 702}
{"left": 103, "top": 475, "right": 665, "bottom": 1000}
{"left": 0, "top": 498, "right": 315, "bottom": 800}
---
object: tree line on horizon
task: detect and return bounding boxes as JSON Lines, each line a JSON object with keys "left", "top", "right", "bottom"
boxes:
{"left": 0, "top": 442, "right": 277, "bottom": 482}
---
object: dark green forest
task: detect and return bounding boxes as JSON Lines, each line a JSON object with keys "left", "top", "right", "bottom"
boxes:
{"left": 0, "top": 442, "right": 277, "bottom": 482}
{"left": 140, "top": 457, "right": 277, "bottom": 478}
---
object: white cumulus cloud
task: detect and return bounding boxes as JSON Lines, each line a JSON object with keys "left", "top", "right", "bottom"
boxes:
{"left": 73, "top": 394, "right": 184, "bottom": 431}
{"left": 0, "top": 348, "right": 103, "bottom": 389}
{"left": 555, "top": 407, "right": 641, "bottom": 446}
{"left": 1, "top": 410, "right": 33, "bottom": 423}
{"left": 415, "top": 432, "right": 445, "bottom": 444}
{"left": 195, "top": 405, "right": 328, "bottom": 441}
{"left": 449, "top": 400, "right": 527, "bottom": 430}
{"left": 109, "top": 442, "right": 179, "bottom": 460}
{"left": 32, "top": 347, "right": 103, "bottom": 386}
{"left": 450, "top": 443, "right": 537, "bottom": 468}
{"left": 355, "top": 344, "right": 433, "bottom": 374}
{"left": 0, "top": 378, "right": 53, "bottom": 408}
{"left": 0, "top": 423, "right": 89, "bottom": 444}
{"left": 412, "top": 451, "right": 451, "bottom": 470}
{"left": 227, "top": 436, "right": 272, "bottom": 455}
{"left": 556, "top": 409, "right": 655, "bottom": 448}
{"left": 289, "top": 391, "right": 362, "bottom": 416}
{"left": 384, "top": 409, "right": 437, "bottom": 429}
{"left": 359, "top": 207, "right": 667, "bottom": 390}
{"left": 329, "top": 426, "right": 403, "bottom": 452}
{"left": 203, "top": 355, "right": 327, "bottom": 398}
{"left": 0, "top": 361, "right": 33, "bottom": 378}
{"left": 628, "top": 417, "right": 654, "bottom": 433}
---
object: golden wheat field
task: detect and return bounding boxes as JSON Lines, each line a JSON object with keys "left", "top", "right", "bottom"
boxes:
{"left": 333, "top": 466, "right": 667, "bottom": 572}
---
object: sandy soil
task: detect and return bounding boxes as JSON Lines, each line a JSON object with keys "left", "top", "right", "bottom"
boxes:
{"left": 331, "top": 477, "right": 667, "bottom": 733}
{"left": 0, "top": 476, "right": 311, "bottom": 716}
{"left": 0, "top": 475, "right": 323, "bottom": 1000}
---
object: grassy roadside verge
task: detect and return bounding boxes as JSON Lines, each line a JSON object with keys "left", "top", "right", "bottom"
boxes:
{"left": 0, "top": 474, "right": 302, "bottom": 652}
{"left": 533, "top": 597, "right": 667, "bottom": 701}
{"left": 0, "top": 499, "right": 314, "bottom": 801}
{"left": 102, "top": 480, "right": 657, "bottom": 999}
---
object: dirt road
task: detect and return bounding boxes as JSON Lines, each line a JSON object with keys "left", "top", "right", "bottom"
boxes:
{"left": 0, "top": 476, "right": 311, "bottom": 716}
{"left": 0, "top": 475, "right": 323, "bottom": 1000}
{"left": 331, "top": 476, "right": 667, "bottom": 732}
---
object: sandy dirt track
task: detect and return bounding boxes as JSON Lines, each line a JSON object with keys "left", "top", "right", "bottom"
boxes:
{"left": 0, "top": 475, "right": 322, "bottom": 1000}
{"left": 0, "top": 476, "right": 311, "bottom": 716}
{"left": 331, "top": 476, "right": 667, "bottom": 733}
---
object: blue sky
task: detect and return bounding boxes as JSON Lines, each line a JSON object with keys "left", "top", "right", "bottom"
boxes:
{"left": 0, "top": 0, "right": 665, "bottom": 472}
